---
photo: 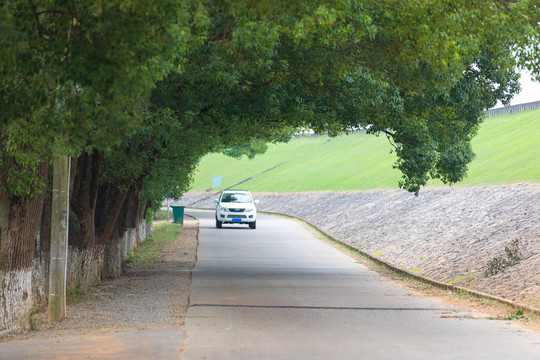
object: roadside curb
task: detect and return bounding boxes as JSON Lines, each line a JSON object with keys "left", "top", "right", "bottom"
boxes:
{"left": 263, "top": 211, "right": 540, "bottom": 317}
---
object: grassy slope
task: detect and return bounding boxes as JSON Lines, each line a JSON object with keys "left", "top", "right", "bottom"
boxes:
{"left": 464, "top": 109, "right": 540, "bottom": 185}
{"left": 190, "top": 108, "right": 540, "bottom": 192}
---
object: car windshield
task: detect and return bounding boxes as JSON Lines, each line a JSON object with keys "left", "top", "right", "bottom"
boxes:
{"left": 221, "top": 192, "right": 251, "bottom": 203}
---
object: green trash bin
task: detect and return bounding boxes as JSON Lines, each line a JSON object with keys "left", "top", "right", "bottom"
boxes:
{"left": 171, "top": 205, "right": 184, "bottom": 225}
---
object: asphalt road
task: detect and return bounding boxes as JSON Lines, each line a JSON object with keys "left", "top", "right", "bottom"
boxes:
{"left": 182, "top": 209, "right": 540, "bottom": 360}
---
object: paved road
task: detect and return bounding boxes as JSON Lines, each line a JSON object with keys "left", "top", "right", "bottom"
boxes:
{"left": 182, "top": 209, "right": 540, "bottom": 360}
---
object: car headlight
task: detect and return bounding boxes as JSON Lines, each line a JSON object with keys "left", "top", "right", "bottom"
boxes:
{"left": 245, "top": 208, "right": 254, "bottom": 212}
{"left": 220, "top": 207, "right": 229, "bottom": 212}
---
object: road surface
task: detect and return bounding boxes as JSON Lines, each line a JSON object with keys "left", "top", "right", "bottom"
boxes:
{"left": 182, "top": 209, "right": 540, "bottom": 360}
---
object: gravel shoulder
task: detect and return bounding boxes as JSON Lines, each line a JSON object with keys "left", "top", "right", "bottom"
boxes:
{"left": 1, "top": 217, "right": 198, "bottom": 344}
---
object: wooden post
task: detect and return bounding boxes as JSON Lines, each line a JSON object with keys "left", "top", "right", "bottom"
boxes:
{"left": 48, "top": 157, "right": 70, "bottom": 322}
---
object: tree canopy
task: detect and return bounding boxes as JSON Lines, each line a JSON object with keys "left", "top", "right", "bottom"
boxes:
{"left": 143, "top": 0, "right": 539, "bottom": 195}
{"left": 1, "top": 0, "right": 182, "bottom": 197}
{"left": 2, "top": 0, "right": 540, "bottom": 199}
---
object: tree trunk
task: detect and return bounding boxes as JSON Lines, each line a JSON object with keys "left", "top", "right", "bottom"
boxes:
{"left": 66, "top": 152, "right": 101, "bottom": 293}
{"left": 94, "top": 176, "right": 133, "bottom": 281}
{"left": 31, "top": 241, "right": 46, "bottom": 313}
{"left": 38, "top": 180, "right": 52, "bottom": 308}
{"left": 0, "top": 163, "right": 48, "bottom": 332}
{"left": 102, "top": 223, "right": 123, "bottom": 280}
{"left": 124, "top": 180, "right": 143, "bottom": 251}
{"left": 102, "top": 181, "right": 141, "bottom": 278}
{"left": 138, "top": 200, "right": 150, "bottom": 244}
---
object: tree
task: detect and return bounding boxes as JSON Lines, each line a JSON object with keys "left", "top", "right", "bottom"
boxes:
{"left": 0, "top": 0, "right": 182, "bottom": 331}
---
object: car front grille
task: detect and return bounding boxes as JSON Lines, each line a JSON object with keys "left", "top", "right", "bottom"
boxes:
{"left": 227, "top": 215, "right": 247, "bottom": 219}
{"left": 229, "top": 208, "right": 245, "bottom": 213}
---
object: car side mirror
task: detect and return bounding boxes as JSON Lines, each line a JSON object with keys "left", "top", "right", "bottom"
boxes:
{"left": 254, "top": 200, "right": 259, "bottom": 204}
{"left": 214, "top": 199, "right": 219, "bottom": 204}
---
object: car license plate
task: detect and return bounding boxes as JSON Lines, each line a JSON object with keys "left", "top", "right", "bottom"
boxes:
{"left": 232, "top": 218, "right": 241, "bottom": 223}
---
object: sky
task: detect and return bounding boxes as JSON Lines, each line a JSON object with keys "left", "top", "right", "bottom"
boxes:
{"left": 493, "top": 69, "right": 540, "bottom": 108}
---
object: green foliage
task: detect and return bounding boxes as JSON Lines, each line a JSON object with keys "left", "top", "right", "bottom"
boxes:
{"left": 484, "top": 256, "right": 508, "bottom": 278}
{"left": 505, "top": 239, "right": 522, "bottom": 266}
{"left": 1, "top": 0, "right": 183, "bottom": 141}
{"left": 29, "top": 309, "right": 37, "bottom": 331}
{"left": 3, "top": 0, "right": 540, "bottom": 207}
{"left": 485, "top": 239, "right": 521, "bottom": 277}
{"left": 0, "top": 120, "right": 51, "bottom": 199}
{"left": 145, "top": 207, "right": 155, "bottom": 224}
{"left": 1, "top": 0, "right": 184, "bottom": 199}
{"left": 505, "top": 309, "right": 527, "bottom": 321}
{"left": 66, "top": 285, "right": 91, "bottom": 304}
{"left": 215, "top": 139, "right": 272, "bottom": 160}
{"left": 492, "top": 309, "right": 529, "bottom": 321}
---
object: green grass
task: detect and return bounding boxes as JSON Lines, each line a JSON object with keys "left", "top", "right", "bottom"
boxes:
{"left": 66, "top": 285, "right": 91, "bottom": 304}
{"left": 190, "top": 136, "right": 333, "bottom": 191}
{"left": 153, "top": 209, "right": 170, "bottom": 221}
{"left": 125, "top": 222, "right": 183, "bottom": 265}
{"left": 460, "top": 110, "right": 540, "bottom": 186}
{"left": 447, "top": 272, "right": 475, "bottom": 285}
{"left": 190, "top": 108, "right": 540, "bottom": 192}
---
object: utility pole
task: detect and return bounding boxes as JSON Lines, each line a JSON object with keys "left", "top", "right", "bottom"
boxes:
{"left": 48, "top": 157, "right": 70, "bottom": 322}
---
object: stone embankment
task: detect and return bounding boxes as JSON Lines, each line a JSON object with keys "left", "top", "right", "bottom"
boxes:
{"left": 180, "top": 183, "right": 540, "bottom": 309}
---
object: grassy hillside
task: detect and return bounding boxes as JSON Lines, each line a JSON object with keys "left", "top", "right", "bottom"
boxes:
{"left": 464, "top": 109, "right": 540, "bottom": 185}
{"left": 190, "top": 108, "right": 540, "bottom": 192}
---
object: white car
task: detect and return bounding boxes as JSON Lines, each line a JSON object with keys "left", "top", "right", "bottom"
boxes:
{"left": 215, "top": 190, "right": 258, "bottom": 229}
